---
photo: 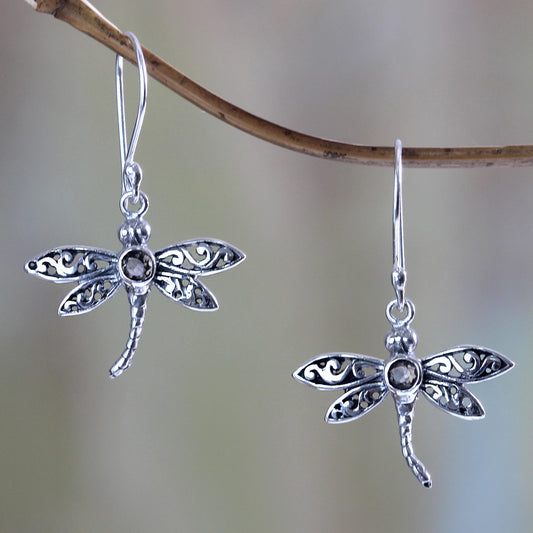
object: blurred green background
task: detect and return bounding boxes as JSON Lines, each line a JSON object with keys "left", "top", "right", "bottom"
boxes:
{"left": 1, "top": 1, "right": 532, "bottom": 532}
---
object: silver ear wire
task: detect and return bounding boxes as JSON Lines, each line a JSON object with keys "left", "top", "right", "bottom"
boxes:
{"left": 391, "top": 139, "right": 407, "bottom": 312}
{"left": 116, "top": 32, "right": 147, "bottom": 197}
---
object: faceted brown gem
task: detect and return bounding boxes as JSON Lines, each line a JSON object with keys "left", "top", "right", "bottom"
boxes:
{"left": 388, "top": 359, "right": 419, "bottom": 391}
{"left": 121, "top": 249, "right": 154, "bottom": 282}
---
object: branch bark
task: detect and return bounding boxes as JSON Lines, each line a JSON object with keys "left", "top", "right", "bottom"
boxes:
{"left": 27, "top": 0, "right": 533, "bottom": 168}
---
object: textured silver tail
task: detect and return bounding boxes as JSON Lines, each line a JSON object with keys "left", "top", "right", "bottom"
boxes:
{"left": 109, "top": 289, "right": 148, "bottom": 379}
{"left": 394, "top": 399, "right": 432, "bottom": 488}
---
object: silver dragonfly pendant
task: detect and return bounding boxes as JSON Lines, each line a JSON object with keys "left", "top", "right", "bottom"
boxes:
{"left": 25, "top": 32, "right": 245, "bottom": 379}
{"left": 25, "top": 223, "right": 245, "bottom": 378}
{"left": 293, "top": 299, "right": 513, "bottom": 488}
{"left": 294, "top": 140, "right": 514, "bottom": 487}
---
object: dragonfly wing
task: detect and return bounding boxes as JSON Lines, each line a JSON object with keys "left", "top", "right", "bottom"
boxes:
{"left": 293, "top": 353, "right": 384, "bottom": 390}
{"left": 26, "top": 247, "right": 117, "bottom": 282}
{"left": 58, "top": 275, "right": 122, "bottom": 316}
{"left": 326, "top": 381, "right": 388, "bottom": 423}
{"left": 422, "top": 379, "right": 485, "bottom": 419}
{"left": 423, "top": 345, "right": 514, "bottom": 384}
{"left": 154, "top": 272, "right": 218, "bottom": 311}
{"left": 155, "top": 239, "right": 245, "bottom": 277}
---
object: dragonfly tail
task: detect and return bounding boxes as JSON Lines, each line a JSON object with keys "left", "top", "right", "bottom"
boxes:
{"left": 109, "top": 290, "right": 148, "bottom": 379}
{"left": 395, "top": 399, "right": 432, "bottom": 488}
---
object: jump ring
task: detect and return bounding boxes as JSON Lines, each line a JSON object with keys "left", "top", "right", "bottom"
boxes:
{"left": 386, "top": 298, "right": 415, "bottom": 328}
{"left": 120, "top": 190, "right": 149, "bottom": 219}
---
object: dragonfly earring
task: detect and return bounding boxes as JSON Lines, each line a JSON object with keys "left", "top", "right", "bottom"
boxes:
{"left": 25, "top": 32, "right": 245, "bottom": 378}
{"left": 293, "top": 140, "right": 513, "bottom": 488}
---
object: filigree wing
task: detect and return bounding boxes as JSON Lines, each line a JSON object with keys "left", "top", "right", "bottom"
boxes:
{"left": 154, "top": 272, "right": 218, "bottom": 311}
{"left": 423, "top": 345, "right": 514, "bottom": 384}
{"left": 58, "top": 274, "right": 122, "bottom": 316}
{"left": 422, "top": 380, "right": 485, "bottom": 419}
{"left": 293, "top": 353, "right": 384, "bottom": 390}
{"left": 25, "top": 247, "right": 118, "bottom": 282}
{"left": 155, "top": 239, "right": 245, "bottom": 277}
{"left": 326, "top": 381, "right": 389, "bottom": 423}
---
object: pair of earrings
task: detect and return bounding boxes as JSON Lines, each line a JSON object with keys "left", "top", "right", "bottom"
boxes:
{"left": 25, "top": 35, "right": 513, "bottom": 487}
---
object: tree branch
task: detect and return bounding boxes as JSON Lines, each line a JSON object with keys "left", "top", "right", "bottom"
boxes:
{"left": 26, "top": 0, "right": 533, "bottom": 168}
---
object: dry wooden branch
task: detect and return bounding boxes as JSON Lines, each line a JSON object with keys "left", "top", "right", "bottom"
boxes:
{"left": 26, "top": 0, "right": 533, "bottom": 168}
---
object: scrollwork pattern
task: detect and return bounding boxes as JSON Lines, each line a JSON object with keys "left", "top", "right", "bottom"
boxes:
{"left": 303, "top": 358, "right": 353, "bottom": 385}
{"left": 294, "top": 354, "right": 384, "bottom": 390}
{"left": 326, "top": 382, "right": 388, "bottom": 423}
{"left": 422, "top": 380, "right": 484, "bottom": 418}
{"left": 156, "top": 239, "right": 245, "bottom": 276}
{"left": 59, "top": 276, "right": 121, "bottom": 315}
{"left": 423, "top": 346, "right": 513, "bottom": 383}
{"left": 154, "top": 273, "right": 217, "bottom": 310}
{"left": 26, "top": 247, "right": 117, "bottom": 281}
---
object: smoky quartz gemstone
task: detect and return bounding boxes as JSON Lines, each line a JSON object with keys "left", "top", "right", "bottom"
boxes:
{"left": 388, "top": 359, "right": 419, "bottom": 391}
{"left": 121, "top": 249, "right": 154, "bottom": 282}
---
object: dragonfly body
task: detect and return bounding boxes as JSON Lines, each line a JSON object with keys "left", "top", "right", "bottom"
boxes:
{"left": 395, "top": 400, "right": 431, "bottom": 488}
{"left": 293, "top": 318, "right": 513, "bottom": 487}
{"left": 26, "top": 227, "right": 245, "bottom": 377}
{"left": 109, "top": 288, "right": 149, "bottom": 378}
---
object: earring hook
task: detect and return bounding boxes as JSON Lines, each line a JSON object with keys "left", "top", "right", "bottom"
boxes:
{"left": 392, "top": 139, "right": 407, "bottom": 311}
{"left": 116, "top": 32, "right": 147, "bottom": 197}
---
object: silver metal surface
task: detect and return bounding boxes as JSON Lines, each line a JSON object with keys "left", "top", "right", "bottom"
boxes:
{"left": 395, "top": 399, "right": 431, "bottom": 488}
{"left": 109, "top": 289, "right": 148, "bottom": 377}
{"left": 25, "top": 32, "right": 245, "bottom": 378}
{"left": 392, "top": 139, "right": 406, "bottom": 311}
{"left": 116, "top": 32, "right": 147, "bottom": 195}
{"left": 292, "top": 138, "right": 514, "bottom": 488}
{"left": 293, "top": 329, "right": 514, "bottom": 488}
{"left": 26, "top": 239, "right": 245, "bottom": 378}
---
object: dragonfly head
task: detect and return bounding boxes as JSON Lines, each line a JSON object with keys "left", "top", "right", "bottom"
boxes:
{"left": 385, "top": 325, "right": 418, "bottom": 356}
{"left": 118, "top": 219, "right": 151, "bottom": 247}
{"left": 384, "top": 325, "right": 421, "bottom": 400}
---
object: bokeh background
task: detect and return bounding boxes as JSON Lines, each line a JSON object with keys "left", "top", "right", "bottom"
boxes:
{"left": 1, "top": 1, "right": 532, "bottom": 532}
